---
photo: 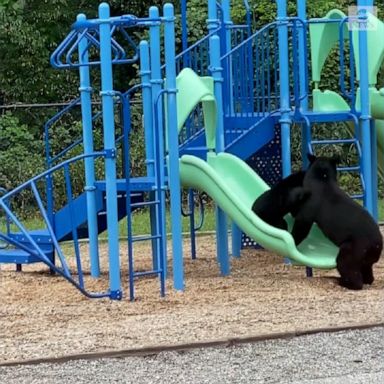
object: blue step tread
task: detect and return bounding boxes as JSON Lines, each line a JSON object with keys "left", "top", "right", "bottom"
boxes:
{"left": 225, "top": 116, "right": 275, "bottom": 159}
{"left": 0, "top": 248, "right": 51, "bottom": 264}
{"left": 302, "top": 111, "right": 358, "bottom": 123}
{"left": 9, "top": 229, "right": 52, "bottom": 244}
{"left": 95, "top": 177, "right": 167, "bottom": 192}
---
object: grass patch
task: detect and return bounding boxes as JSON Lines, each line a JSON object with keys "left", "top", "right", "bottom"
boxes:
{"left": 127, "top": 205, "right": 218, "bottom": 236}
{"left": 1, "top": 199, "right": 384, "bottom": 238}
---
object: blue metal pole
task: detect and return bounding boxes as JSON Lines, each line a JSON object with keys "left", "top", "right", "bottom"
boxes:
{"left": 149, "top": 6, "right": 167, "bottom": 276}
{"left": 164, "top": 3, "right": 184, "bottom": 291}
{"left": 98, "top": 3, "right": 121, "bottom": 299}
{"left": 277, "top": 0, "right": 292, "bottom": 178}
{"left": 360, "top": 0, "right": 377, "bottom": 219}
{"left": 221, "top": 0, "right": 234, "bottom": 116}
{"left": 181, "top": 0, "right": 188, "bottom": 52}
{"left": 221, "top": 0, "right": 232, "bottom": 55}
{"left": 297, "top": 1, "right": 312, "bottom": 278}
{"left": 231, "top": 223, "right": 242, "bottom": 258}
{"left": 222, "top": 0, "right": 240, "bottom": 256}
{"left": 44, "top": 125, "right": 54, "bottom": 229}
{"left": 277, "top": 0, "right": 293, "bottom": 267}
{"left": 188, "top": 189, "right": 197, "bottom": 260}
{"left": 297, "top": 0, "right": 310, "bottom": 169}
{"left": 77, "top": 14, "right": 100, "bottom": 278}
{"left": 207, "top": 0, "right": 219, "bottom": 32}
{"left": 357, "top": 0, "right": 373, "bottom": 214}
{"left": 209, "top": 34, "right": 230, "bottom": 275}
{"left": 370, "top": 120, "right": 378, "bottom": 220}
{"left": 297, "top": 0, "right": 308, "bottom": 112}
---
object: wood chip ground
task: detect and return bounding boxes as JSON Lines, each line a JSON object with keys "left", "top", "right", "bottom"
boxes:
{"left": 1, "top": 234, "right": 383, "bottom": 363}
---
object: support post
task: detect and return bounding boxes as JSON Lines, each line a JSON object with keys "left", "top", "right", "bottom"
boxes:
{"left": 231, "top": 223, "right": 242, "bottom": 258}
{"left": 370, "top": 119, "right": 378, "bottom": 220}
{"left": 219, "top": 0, "right": 234, "bottom": 115}
{"left": 149, "top": 6, "right": 166, "bottom": 273}
{"left": 188, "top": 190, "right": 197, "bottom": 260}
{"left": 221, "top": 0, "right": 232, "bottom": 57}
{"left": 277, "top": 0, "right": 292, "bottom": 178}
{"left": 98, "top": 3, "right": 121, "bottom": 299}
{"left": 277, "top": 0, "right": 292, "bottom": 266}
{"left": 207, "top": 0, "right": 219, "bottom": 32}
{"left": 77, "top": 14, "right": 100, "bottom": 278}
{"left": 209, "top": 35, "right": 230, "bottom": 275}
{"left": 296, "top": 1, "right": 312, "bottom": 277}
{"left": 297, "top": 0, "right": 311, "bottom": 169}
{"left": 297, "top": 0, "right": 308, "bottom": 112}
{"left": 164, "top": 3, "right": 184, "bottom": 291}
{"left": 357, "top": 0, "right": 373, "bottom": 214}
{"left": 181, "top": 0, "right": 188, "bottom": 52}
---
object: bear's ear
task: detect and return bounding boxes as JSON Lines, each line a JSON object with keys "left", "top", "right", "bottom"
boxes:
{"left": 307, "top": 153, "right": 316, "bottom": 164}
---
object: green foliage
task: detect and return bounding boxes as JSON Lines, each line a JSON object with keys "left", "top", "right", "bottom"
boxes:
{"left": 186, "top": 0, "right": 208, "bottom": 42}
{"left": 0, "top": 113, "right": 44, "bottom": 190}
{"left": 0, "top": 0, "right": 383, "bottom": 216}
{"left": 0, "top": 113, "right": 45, "bottom": 214}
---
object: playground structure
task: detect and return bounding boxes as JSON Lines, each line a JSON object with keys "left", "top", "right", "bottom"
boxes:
{"left": 0, "top": 0, "right": 383, "bottom": 300}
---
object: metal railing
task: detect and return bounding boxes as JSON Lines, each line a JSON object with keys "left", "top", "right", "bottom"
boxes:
{"left": 0, "top": 152, "right": 111, "bottom": 298}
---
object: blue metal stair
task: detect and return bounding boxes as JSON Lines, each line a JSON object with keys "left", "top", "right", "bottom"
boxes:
{"left": 0, "top": 184, "right": 144, "bottom": 266}
{"left": 0, "top": 247, "right": 53, "bottom": 265}
{"left": 303, "top": 113, "right": 365, "bottom": 201}
{"left": 179, "top": 114, "right": 277, "bottom": 160}
{"left": 224, "top": 115, "right": 277, "bottom": 159}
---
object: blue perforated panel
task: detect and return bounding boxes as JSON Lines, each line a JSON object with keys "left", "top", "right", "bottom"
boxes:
{"left": 242, "top": 126, "right": 282, "bottom": 248}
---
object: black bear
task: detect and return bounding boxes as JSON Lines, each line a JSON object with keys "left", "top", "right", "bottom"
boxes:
{"left": 291, "top": 154, "right": 383, "bottom": 290}
{"left": 252, "top": 171, "right": 310, "bottom": 230}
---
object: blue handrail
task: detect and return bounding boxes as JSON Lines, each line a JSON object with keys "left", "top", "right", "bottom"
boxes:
{"left": 0, "top": 152, "right": 112, "bottom": 298}
{"left": 221, "top": 21, "right": 281, "bottom": 121}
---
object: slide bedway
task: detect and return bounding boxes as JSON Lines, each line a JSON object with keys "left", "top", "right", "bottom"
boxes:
{"left": 0, "top": 0, "right": 382, "bottom": 300}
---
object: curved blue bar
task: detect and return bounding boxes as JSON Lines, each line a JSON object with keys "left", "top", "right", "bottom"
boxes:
{"left": 71, "top": 14, "right": 139, "bottom": 30}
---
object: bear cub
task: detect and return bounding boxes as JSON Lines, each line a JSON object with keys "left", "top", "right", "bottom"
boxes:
{"left": 291, "top": 154, "right": 383, "bottom": 290}
{"left": 252, "top": 171, "right": 310, "bottom": 230}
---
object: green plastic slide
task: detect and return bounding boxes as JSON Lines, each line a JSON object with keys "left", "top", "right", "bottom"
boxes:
{"left": 173, "top": 68, "right": 338, "bottom": 269}
{"left": 179, "top": 152, "right": 338, "bottom": 269}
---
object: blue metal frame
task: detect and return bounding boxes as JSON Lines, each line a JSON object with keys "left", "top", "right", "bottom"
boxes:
{"left": 0, "top": 152, "right": 111, "bottom": 298}
{"left": 164, "top": 4, "right": 184, "bottom": 290}
{"left": 99, "top": 3, "right": 121, "bottom": 300}
{"left": 78, "top": 13, "right": 100, "bottom": 278}
{"left": 149, "top": 6, "right": 167, "bottom": 279}
{"left": 210, "top": 35, "right": 230, "bottom": 275}
{"left": 2, "top": 1, "right": 381, "bottom": 302}
{"left": 357, "top": 0, "right": 374, "bottom": 214}
{"left": 277, "top": 0, "right": 292, "bottom": 178}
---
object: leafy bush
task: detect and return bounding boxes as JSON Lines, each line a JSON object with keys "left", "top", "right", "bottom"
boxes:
{"left": 0, "top": 113, "right": 45, "bottom": 213}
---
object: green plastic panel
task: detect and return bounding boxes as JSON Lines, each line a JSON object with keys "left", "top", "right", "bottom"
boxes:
{"left": 309, "top": 9, "right": 348, "bottom": 83}
{"left": 312, "top": 89, "right": 350, "bottom": 112}
{"left": 310, "top": 9, "right": 384, "bottom": 86}
{"left": 352, "top": 12, "right": 384, "bottom": 85}
{"left": 179, "top": 152, "right": 339, "bottom": 269}
{"left": 172, "top": 68, "right": 217, "bottom": 150}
